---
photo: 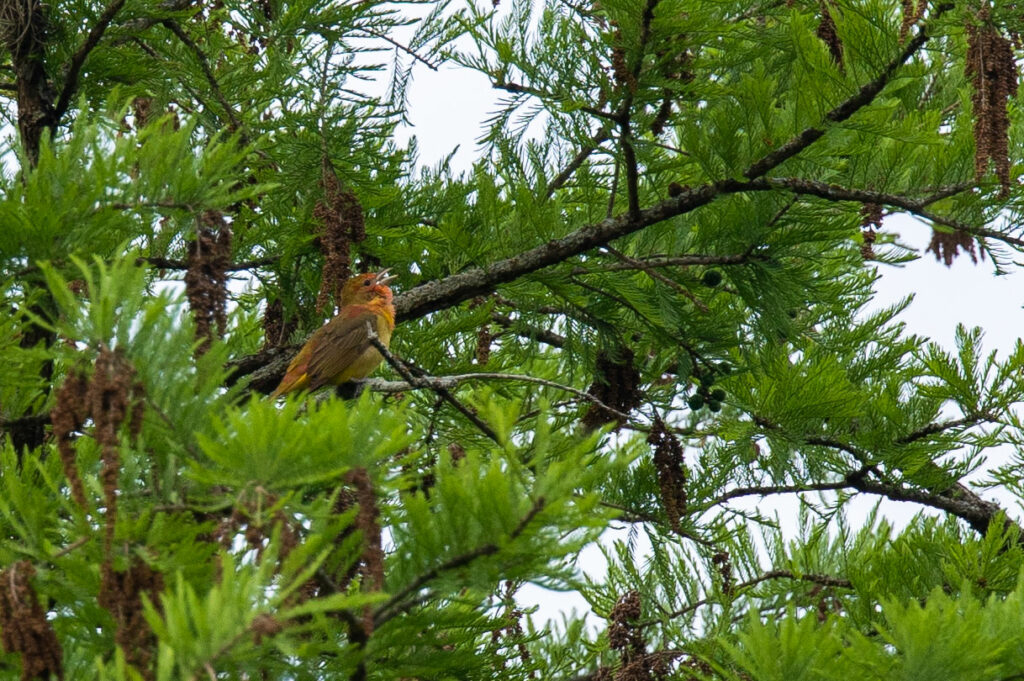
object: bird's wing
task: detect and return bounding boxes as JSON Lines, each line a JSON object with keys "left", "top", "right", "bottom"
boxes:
{"left": 270, "top": 329, "right": 319, "bottom": 397}
{"left": 304, "top": 311, "right": 379, "bottom": 390}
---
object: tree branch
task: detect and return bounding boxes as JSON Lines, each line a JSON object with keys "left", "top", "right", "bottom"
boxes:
{"left": 851, "top": 476, "right": 1005, "bottom": 537}
{"left": 491, "top": 79, "right": 614, "bottom": 122}
{"left": 358, "top": 27, "right": 439, "bottom": 71}
{"left": 576, "top": 252, "right": 758, "bottom": 272}
{"left": 544, "top": 122, "right": 613, "bottom": 199}
{"left": 363, "top": 323, "right": 501, "bottom": 444}
{"left": 651, "top": 569, "right": 853, "bottom": 627}
{"left": 54, "top": 0, "right": 127, "bottom": 122}
{"left": 490, "top": 313, "right": 566, "bottom": 348}
{"left": 361, "top": 371, "right": 631, "bottom": 424}
{"left": 620, "top": 121, "right": 640, "bottom": 217}
{"left": 790, "top": 430, "right": 1007, "bottom": 536}
{"left": 753, "top": 419, "right": 1016, "bottom": 538}
{"left": 897, "top": 412, "right": 996, "bottom": 445}
{"left": 392, "top": 181, "right": 721, "bottom": 322}
{"left": 601, "top": 244, "right": 709, "bottom": 312}
{"left": 741, "top": 177, "right": 1024, "bottom": 249}
{"left": 138, "top": 254, "right": 281, "bottom": 272}
{"left": 373, "top": 497, "right": 545, "bottom": 627}
{"left": 920, "top": 181, "right": 978, "bottom": 206}
{"left": 743, "top": 22, "right": 933, "bottom": 180}
{"left": 162, "top": 19, "right": 243, "bottom": 131}
{"left": 117, "top": 0, "right": 196, "bottom": 36}
{"left": 614, "top": 0, "right": 657, "bottom": 218}
{"left": 702, "top": 479, "right": 856, "bottom": 510}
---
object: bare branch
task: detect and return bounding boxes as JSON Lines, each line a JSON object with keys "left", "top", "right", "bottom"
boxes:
{"left": 361, "top": 371, "right": 632, "bottom": 424}
{"left": 851, "top": 476, "right": 1005, "bottom": 537}
{"left": 576, "top": 253, "right": 756, "bottom": 272}
{"left": 897, "top": 412, "right": 996, "bottom": 444}
{"left": 490, "top": 312, "right": 566, "bottom": 348}
{"left": 703, "top": 479, "right": 854, "bottom": 509}
{"left": 363, "top": 323, "right": 501, "bottom": 444}
{"left": 751, "top": 417, "right": 1017, "bottom": 538}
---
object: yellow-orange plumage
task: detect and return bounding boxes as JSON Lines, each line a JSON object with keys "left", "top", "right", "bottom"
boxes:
{"left": 271, "top": 271, "right": 396, "bottom": 398}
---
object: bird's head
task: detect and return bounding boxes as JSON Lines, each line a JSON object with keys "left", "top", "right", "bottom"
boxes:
{"left": 340, "top": 269, "right": 397, "bottom": 306}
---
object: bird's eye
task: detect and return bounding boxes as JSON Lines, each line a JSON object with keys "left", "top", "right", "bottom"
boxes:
{"left": 363, "top": 279, "right": 371, "bottom": 286}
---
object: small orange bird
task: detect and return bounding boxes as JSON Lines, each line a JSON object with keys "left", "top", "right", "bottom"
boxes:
{"left": 270, "top": 270, "right": 397, "bottom": 398}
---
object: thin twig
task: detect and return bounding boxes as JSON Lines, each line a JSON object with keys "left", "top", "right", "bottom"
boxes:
{"left": 920, "top": 181, "right": 977, "bottom": 206}
{"left": 741, "top": 177, "right": 1024, "bottom": 249}
{"left": 620, "top": 122, "right": 640, "bottom": 217}
{"left": 544, "top": 122, "right": 613, "bottom": 199}
{"left": 162, "top": 19, "right": 243, "bottom": 131}
{"left": 647, "top": 569, "right": 854, "bottom": 627}
{"left": 51, "top": 536, "right": 90, "bottom": 559}
{"left": 701, "top": 479, "right": 857, "bottom": 510}
{"left": 363, "top": 323, "right": 501, "bottom": 444}
{"left": 602, "top": 245, "right": 710, "bottom": 312}
{"left": 897, "top": 412, "right": 994, "bottom": 444}
{"left": 359, "top": 27, "right": 439, "bottom": 71}
{"left": 743, "top": 20, "right": 935, "bottom": 179}
{"left": 492, "top": 79, "right": 615, "bottom": 122}
{"left": 363, "top": 372, "right": 631, "bottom": 423}
{"left": 139, "top": 254, "right": 281, "bottom": 272}
{"left": 108, "top": 199, "right": 197, "bottom": 212}
{"left": 490, "top": 313, "right": 566, "bottom": 348}
{"left": 598, "top": 500, "right": 713, "bottom": 546}
{"left": 373, "top": 497, "right": 545, "bottom": 627}
{"left": 606, "top": 158, "right": 620, "bottom": 218}
{"left": 15, "top": 254, "right": 279, "bottom": 280}
{"left": 573, "top": 253, "right": 757, "bottom": 273}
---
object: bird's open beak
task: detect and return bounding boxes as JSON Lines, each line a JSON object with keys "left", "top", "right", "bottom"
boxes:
{"left": 374, "top": 268, "right": 397, "bottom": 286}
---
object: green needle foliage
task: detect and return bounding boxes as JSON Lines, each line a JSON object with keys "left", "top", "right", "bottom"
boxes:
{"left": 2, "top": 1, "right": 1024, "bottom": 680}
